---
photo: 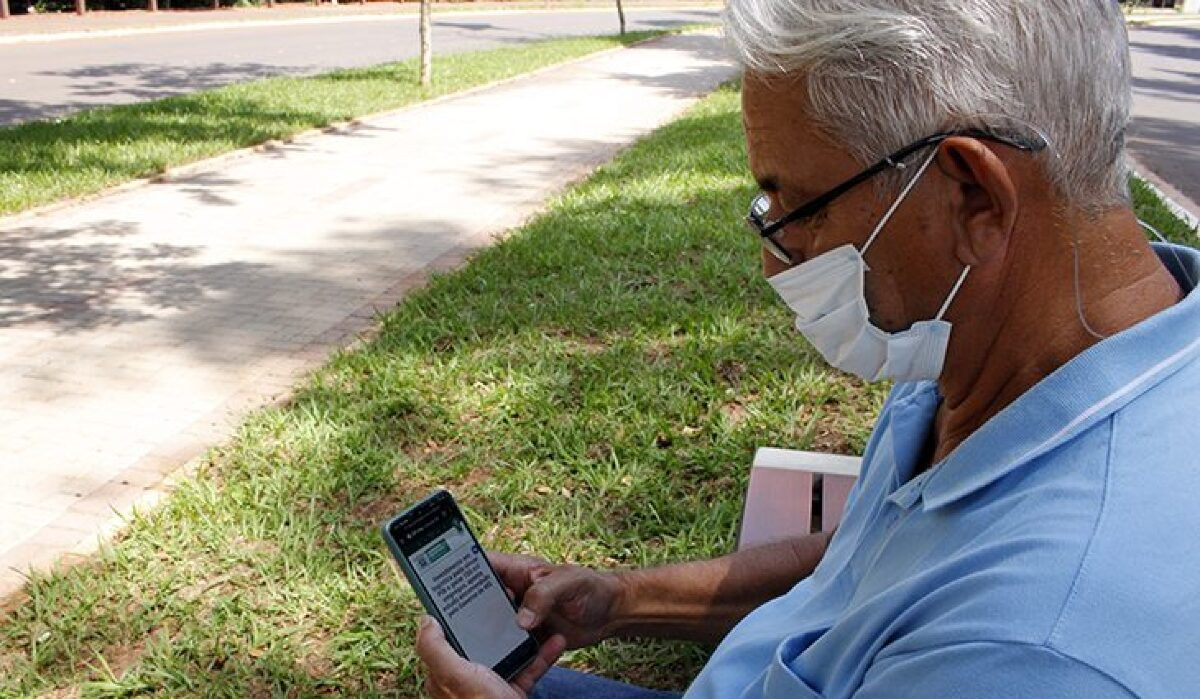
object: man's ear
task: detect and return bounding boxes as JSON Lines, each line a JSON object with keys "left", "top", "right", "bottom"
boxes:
{"left": 935, "top": 137, "right": 1019, "bottom": 266}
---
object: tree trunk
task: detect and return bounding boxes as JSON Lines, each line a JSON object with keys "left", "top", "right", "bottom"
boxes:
{"left": 419, "top": 0, "right": 432, "bottom": 87}
{"left": 75, "top": 0, "right": 85, "bottom": 15}
{"left": 0, "top": 0, "right": 10, "bottom": 20}
{"left": 616, "top": 0, "right": 625, "bottom": 36}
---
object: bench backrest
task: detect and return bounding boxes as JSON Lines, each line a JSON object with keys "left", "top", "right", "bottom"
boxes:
{"left": 737, "top": 447, "right": 862, "bottom": 551}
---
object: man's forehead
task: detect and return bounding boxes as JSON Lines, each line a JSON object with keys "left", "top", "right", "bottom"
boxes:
{"left": 743, "top": 78, "right": 850, "bottom": 190}
{"left": 743, "top": 90, "right": 799, "bottom": 129}
{"left": 741, "top": 73, "right": 859, "bottom": 148}
{"left": 742, "top": 74, "right": 829, "bottom": 147}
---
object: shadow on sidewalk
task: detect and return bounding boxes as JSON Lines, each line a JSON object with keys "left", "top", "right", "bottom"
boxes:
{"left": 0, "top": 220, "right": 205, "bottom": 331}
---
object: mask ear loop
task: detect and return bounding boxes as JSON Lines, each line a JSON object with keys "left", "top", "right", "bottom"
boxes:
{"left": 966, "top": 114, "right": 1107, "bottom": 341}
{"left": 860, "top": 146, "right": 941, "bottom": 267}
{"left": 1140, "top": 219, "right": 1197, "bottom": 289}
{"left": 935, "top": 266, "right": 972, "bottom": 321}
{"left": 1072, "top": 239, "right": 1107, "bottom": 341}
{"left": 1021, "top": 127, "right": 1110, "bottom": 341}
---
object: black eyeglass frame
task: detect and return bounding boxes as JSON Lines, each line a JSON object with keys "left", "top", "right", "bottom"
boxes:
{"left": 746, "top": 129, "right": 1046, "bottom": 265}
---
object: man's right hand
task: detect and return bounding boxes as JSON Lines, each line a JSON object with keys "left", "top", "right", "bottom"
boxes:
{"left": 489, "top": 552, "right": 626, "bottom": 651}
{"left": 489, "top": 533, "right": 831, "bottom": 649}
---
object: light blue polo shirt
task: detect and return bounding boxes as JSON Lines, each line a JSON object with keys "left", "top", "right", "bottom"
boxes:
{"left": 686, "top": 243, "right": 1200, "bottom": 698}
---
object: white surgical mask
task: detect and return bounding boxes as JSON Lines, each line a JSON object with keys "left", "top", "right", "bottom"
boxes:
{"left": 767, "top": 149, "right": 970, "bottom": 383}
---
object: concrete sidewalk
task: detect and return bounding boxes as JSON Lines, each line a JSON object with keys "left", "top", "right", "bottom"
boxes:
{"left": 0, "top": 31, "right": 737, "bottom": 599}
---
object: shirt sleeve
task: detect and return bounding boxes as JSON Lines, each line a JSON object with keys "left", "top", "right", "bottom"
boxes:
{"left": 853, "top": 641, "right": 1135, "bottom": 699}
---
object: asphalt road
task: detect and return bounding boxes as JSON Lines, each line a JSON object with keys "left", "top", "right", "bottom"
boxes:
{"left": 1127, "top": 24, "right": 1200, "bottom": 213}
{"left": 0, "top": 8, "right": 720, "bottom": 125}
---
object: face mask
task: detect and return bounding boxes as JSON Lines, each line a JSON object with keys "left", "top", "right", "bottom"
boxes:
{"left": 767, "top": 149, "right": 970, "bottom": 383}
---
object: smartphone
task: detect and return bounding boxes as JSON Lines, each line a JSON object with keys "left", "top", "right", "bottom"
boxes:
{"left": 381, "top": 489, "right": 539, "bottom": 680}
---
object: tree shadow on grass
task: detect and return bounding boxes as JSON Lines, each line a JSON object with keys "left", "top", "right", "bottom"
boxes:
{"left": 0, "top": 94, "right": 367, "bottom": 214}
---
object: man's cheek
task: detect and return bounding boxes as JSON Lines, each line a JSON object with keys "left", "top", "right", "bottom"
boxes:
{"left": 763, "top": 248, "right": 789, "bottom": 278}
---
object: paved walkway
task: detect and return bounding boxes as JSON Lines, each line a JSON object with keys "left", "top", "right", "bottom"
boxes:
{"left": 0, "top": 30, "right": 737, "bottom": 599}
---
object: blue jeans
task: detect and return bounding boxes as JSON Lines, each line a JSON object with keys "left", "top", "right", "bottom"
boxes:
{"left": 529, "top": 667, "right": 684, "bottom": 699}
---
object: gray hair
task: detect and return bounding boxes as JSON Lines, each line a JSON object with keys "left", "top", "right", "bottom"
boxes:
{"left": 724, "top": 0, "right": 1133, "bottom": 209}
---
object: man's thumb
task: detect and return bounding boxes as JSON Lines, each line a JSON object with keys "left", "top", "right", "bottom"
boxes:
{"left": 515, "top": 572, "right": 571, "bottom": 630}
{"left": 415, "top": 615, "right": 463, "bottom": 673}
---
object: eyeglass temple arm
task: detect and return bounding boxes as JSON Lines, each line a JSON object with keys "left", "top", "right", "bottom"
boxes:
{"left": 761, "top": 129, "right": 1044, "bottom": 237}
{"left": 763, "top": 136, "right": 940, "bottom": 236}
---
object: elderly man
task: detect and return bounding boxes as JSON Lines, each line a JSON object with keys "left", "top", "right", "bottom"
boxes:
{"left": 416, "top": 1, "right": 1200, "bottom": 696}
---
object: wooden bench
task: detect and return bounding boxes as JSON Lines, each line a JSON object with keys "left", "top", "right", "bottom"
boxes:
{"left": 737, "top": 447, "right": 862, "bottom": 551}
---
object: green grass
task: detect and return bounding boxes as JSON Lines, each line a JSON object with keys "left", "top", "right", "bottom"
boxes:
{"left": 0, "top": 78, "right": 1193, "bottom": 697}
{"left": 0, "top": 28, "right": 697, "bottom": 217}
{"left": 0, "top": 82, "right": 886, "bottom": 698}
{"left": 1131, "top": 175, "right": 1199, "bottom": 245}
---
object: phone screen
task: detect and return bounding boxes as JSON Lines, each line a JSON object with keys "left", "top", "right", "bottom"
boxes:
{"left": 387, "top": 492, "right": 536, "bottom": 675}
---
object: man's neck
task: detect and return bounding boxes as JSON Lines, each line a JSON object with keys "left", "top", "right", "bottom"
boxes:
{"left": 928, "top": 207, "right": 1183, "bottom": 467}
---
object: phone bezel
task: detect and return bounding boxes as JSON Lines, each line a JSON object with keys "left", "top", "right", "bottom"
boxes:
{"left": 381, "top": 489, "right": 539, "bottom": 681}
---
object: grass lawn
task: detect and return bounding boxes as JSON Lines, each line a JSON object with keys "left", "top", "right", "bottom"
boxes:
{"left": 0, "top": 77, "right": 1193, "bottom": 697}
{"left": 0, "top": 28, "right": 699, "bottom": 218}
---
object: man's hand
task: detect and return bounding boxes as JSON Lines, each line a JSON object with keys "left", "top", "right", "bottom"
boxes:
{"left": 489, "top": 535, "right": 831, "bottom": 646}
{"left": 489, "top": 552, "right": 626, "bottom": 649}
{"left": 416, "top": 615, "right": 566, "bottom": 699}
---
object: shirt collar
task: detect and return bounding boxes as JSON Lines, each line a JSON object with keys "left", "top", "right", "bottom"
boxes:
{"left": 918, "top": 242, "right": 1200, "bottom": 511}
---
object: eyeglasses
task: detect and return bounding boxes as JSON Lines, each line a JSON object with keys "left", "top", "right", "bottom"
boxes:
{"left": 746, "top": 129, "right": 1045, "bottom": 265}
